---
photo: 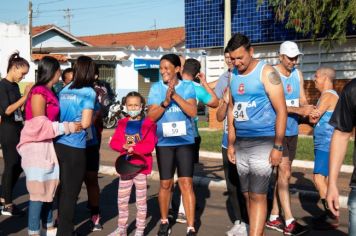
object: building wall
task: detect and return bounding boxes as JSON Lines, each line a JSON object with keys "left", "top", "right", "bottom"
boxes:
{"left": 0, "top": 22, "right": 33, "bottom": 82}
{"left": 33, "top": 31, "right": 79, "bottom": 48}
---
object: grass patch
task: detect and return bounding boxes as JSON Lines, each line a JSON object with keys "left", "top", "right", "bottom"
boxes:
{"left": 199, "top": 130, "right": 354, "bottom": 164}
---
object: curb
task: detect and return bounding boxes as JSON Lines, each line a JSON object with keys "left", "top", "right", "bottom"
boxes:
{"left": 99, "top": 165, "right": 349, "bottom": 209}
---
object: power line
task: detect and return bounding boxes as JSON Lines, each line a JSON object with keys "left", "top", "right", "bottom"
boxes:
{"left": 63, "top": 8, "right": 73, "bottom": 33}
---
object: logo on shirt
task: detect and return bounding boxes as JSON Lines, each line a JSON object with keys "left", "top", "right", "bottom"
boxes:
{"left": 238, "top": 83, "right": 245, "bottom": 95}
{"left": 287, "top": 84, "right": 293, "bottom": 94}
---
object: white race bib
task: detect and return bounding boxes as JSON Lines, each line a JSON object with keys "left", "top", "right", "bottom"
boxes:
{"left": 286, "top": 99, "right": 299, "bottom": 107}
{"left": 162, "top": 121, "right": 187, "bottom": 137}
{"left": 86, "top": 127, "right": 94, "bottom": 141}
{"left": 233, "top": 102, "right": 249, "bottom": 121}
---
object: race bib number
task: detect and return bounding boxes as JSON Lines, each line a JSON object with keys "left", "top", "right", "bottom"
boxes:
{"left": 233, "top": 102, "right": 249, "bottom": 121}
{"left": 286, "top": 99, "right": 299, "bottom": 107}
{"left": 86, "top": 127, "right": 94, "bottom": 141}
{"left": 162, "top": 121, "right": 187, "bottom": 137}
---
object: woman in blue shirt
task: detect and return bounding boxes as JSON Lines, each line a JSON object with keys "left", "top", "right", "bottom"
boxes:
{"left": 55, "top": 56, "right": 97, "bottom": 236}
{"left": 147, "top": 54, "right": 197, "bottom": 236}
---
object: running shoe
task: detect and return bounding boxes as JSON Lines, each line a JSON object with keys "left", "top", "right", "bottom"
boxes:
{"left": 176, "top": 213, "right": 187, "bottom": 224}
{"left": 1, "top": 204, "right": 25, "bottom": 216}
{"left": 312, "top": 212, "right": 339, "bottom": 230}
{"left": 265, "top": 217, "right": 284, "bottom": 232}
{"left": 186, "top": 229, "right": 197, "bottom": 236}
{"left": 283, "top": 220, "right": 309, "bottom": 236}
{"left": 90, "top": 214, "right": 103, "bottom": 231}
{"left": 40, "top": 227, "right": 57, "bottom": 236}
{"left": 226, "top": 221, "right": 248, "bottom": 236}
{"left": 156, "top": 222, "right": 171, "bottom": 236}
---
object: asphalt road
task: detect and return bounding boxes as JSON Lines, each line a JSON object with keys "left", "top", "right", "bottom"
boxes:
{"left": 0, "top": 169, "right": 350, "bottom": 236}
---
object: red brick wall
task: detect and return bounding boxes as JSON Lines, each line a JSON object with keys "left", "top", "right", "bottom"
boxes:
{"left": 209, "top": 79, "right": 352, "bottom": 135}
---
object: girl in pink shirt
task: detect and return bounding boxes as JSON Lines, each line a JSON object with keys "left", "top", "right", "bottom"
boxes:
{"left": 109, "top": 92, "right": 157, "bottom": 236}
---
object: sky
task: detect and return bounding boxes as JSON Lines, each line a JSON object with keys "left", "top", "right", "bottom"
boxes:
{"left": 0, "top": 0, "right": 184, "bottom": 36}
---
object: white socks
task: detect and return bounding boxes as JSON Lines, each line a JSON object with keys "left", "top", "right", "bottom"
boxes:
{"left": 269, "top": 214, "right": 279, "bottom": 222}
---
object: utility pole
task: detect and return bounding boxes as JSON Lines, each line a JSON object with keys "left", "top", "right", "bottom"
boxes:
{"left": 63, "top": 8, "right": 73, "bottom": 33}
{"left": 224, "top": 0, "right": 231, "bottom": 70}
{"left": 29, "top": 0, "right": 33, "bottom": 55}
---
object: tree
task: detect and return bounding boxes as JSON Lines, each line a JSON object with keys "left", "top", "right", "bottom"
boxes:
{"left": 259, "top": 0, "right": 356, "bottom": 49}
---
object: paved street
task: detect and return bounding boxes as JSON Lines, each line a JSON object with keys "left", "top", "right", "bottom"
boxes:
{"left": 0, "top": 168, "right": 350, "bottom": 236}
{"left": 0, "top": 129, "right": 352, "bottom": 235}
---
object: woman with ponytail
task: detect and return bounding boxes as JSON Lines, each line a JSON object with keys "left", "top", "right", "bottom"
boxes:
{"left": 0, "top": 52, "right": 31, "bottom": 216}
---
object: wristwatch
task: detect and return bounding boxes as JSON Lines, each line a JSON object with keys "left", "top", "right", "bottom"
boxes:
{"left": 160, "top": 101, "right": 167, "bottom": 108}
{"left": 273, "top": 144, "right": 284, "bottom": 151}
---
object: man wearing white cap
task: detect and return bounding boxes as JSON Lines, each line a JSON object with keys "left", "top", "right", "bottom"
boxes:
{"left": 266, "top": 41, "right": 312, "bottom": 235}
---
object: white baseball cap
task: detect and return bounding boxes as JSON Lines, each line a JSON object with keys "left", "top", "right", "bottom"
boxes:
{"left": 280, "top": 41, "right": 303, "bottom": 57}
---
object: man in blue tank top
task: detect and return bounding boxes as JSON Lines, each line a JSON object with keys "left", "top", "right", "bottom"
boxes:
{"left": 309, "top": 67, "right": 339, "bottom": 229}
{"left": 327, "top": 79, "right": 356, "bottom": 235}
{"left": 226, "top": 33, "right": 287, "bottom": 236}
{"left": 215, "top": 47, "right": 248, "bottom": 236}
{"left": 267, "top": 41, "right": 311, "bottom": 235}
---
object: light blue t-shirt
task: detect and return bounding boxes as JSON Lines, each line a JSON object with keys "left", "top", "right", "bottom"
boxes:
{"left": 148, "top": 80, "right": 196, "bottom": 146}
{"left": 230, "top": 61, "right": 276, "bottom": 137}
{"left": 192, "top": 81, "right": 212, "bottom": 137}
{"left": 277, "top": 67, "right": 301, "bottom": 136}
{"left": 314, "top": 90, "right": 338, "bottom": 152}
{"left": 214, "top": 70, "right": 230, "bottom": 148}
{"left": 86, "top": 100, "right": 101, "bottom": 147}
{"left": 56, "top": 84, "right": 96, "bottom": 148}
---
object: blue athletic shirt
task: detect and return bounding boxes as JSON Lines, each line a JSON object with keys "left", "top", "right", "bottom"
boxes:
{"left": 147, "top": 80, "right": 196, "bottom": 146}
{"left": 56, "top": 83, "right": 96, "bottom": 148}
{"left": 125, "top": 120, "right": 143, "bottom": 145}
{"left": 314, "top": 90, "right": 339, "bottom": 152}
{"left": 276, "top": 67, "right": 300, "bottom": 136}
{"left": 214, "top": 70, "right": 230, "bottom": 148}
{"left": 230, "top": 61, "right": 276, "bottom": 137}
{"left": 192, "top": 81, "right": 212, "bottom": 138}
{"left": 86, "top": 100, "right": 101, "bottom": 147}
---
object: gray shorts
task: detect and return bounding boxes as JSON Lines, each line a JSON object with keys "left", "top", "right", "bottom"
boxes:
{"left": 235, "top": 137, "right": 274, "bottom": 194}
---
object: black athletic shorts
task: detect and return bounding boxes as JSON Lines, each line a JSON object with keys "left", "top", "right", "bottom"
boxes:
{"left": 193, "top": 136, "right": 201, "bottom": 164}
{"left": 156, "top": 144, "right": 195, "bottom": 180}
{"left": 282, "top": 135, "right": 298, "bottom": 161}
{"left": 86, "top": 144, "right": 100, "bottom": 172}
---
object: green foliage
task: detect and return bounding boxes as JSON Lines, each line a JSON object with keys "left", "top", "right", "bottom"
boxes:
{"left": 259, "top": 0, "right": 356, "bottom": 49}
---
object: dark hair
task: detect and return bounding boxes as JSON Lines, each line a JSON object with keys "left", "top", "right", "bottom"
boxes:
{"left": 34, "top": 56, "right": 60, "bottom": 87}
{"left": 123, "top": 91, "right": 146, "bottom": 118}
{"left": 62, "top": 68, "right": 73, "bottom": 81}
{"left": 224, "top": 47, "right": 229, "bottom": 54}
{"left": 160, "top": 53, "right": 182, "bottom": 80}
{"left": 183, "top": 58, "right": 201, "bottom": 78}
{"left": 226, "top": 33, "right": 251, "bottom": 52}
{"left": 7, "top": 52, "right": 30, "bottom": 73}
{"left": 70, "top": 56, "right": 96, "bottom": 89}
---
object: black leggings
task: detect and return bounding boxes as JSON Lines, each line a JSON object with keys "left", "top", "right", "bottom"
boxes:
{"left": 222, "top": 147, "right": 248, "bottom": 223}
{"left": 0, "top": 122, "right": 23, "bottom": 204}
{"left": 55, "top": 143, "right": 86, "bottom": 236}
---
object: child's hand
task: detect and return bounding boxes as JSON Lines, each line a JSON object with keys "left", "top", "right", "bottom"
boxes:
{"left": 127, "top": 146, "right": 134, "bottom": 154}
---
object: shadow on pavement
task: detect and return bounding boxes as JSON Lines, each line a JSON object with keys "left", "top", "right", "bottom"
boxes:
{"left": 0, "top": 176, "right": 28, "bottom": 235}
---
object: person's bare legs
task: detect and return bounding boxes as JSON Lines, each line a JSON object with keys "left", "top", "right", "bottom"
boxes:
{"left": 159, "top": 179, "right": 174, "bottom": 221}
{"left": 249, "top": 192, "right": 267, "bottom": 236}
{"left": 271, "top": 157, "right": 293, "bottom": 220}
{"left": 178, "top": 177, "right": 195, "bottom": 228}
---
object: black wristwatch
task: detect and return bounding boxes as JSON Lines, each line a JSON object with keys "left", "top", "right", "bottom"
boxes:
{"left": 160, "top": 101, "right": 167, "bottom": 108}
{"left": 273, "top": 144, "right": 284, "bottom": 151}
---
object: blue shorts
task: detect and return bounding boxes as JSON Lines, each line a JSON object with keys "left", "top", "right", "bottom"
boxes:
{"left": 314, "top": 149, "right": 329, "bottom": 176}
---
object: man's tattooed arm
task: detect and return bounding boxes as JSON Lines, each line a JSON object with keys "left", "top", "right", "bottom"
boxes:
{"left": 268, "top": 71, "right": 282, "bottom": 85}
